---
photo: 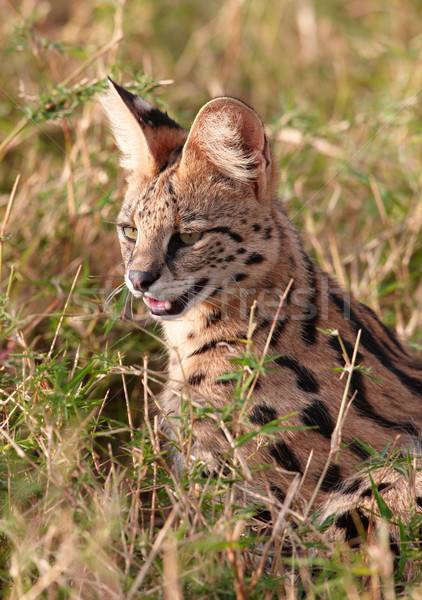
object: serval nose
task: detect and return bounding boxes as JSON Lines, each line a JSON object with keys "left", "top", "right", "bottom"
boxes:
{"left": 128, "top": 269, "right": 160, "bottom": 292}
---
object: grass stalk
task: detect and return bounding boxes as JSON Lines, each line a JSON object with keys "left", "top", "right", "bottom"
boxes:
{"left": 304, "top": 329, "right": 362, "bottom": 517}
{"left": 0, "top": 174, "right": 20, "bottom": 288}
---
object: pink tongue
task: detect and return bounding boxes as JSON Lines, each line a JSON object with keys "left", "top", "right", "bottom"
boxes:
{"left": 147, "top": 297, "right": 167, "bottom": 310}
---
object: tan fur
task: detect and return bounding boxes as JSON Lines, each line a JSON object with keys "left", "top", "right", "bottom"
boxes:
{"left": 102, "top": 80, "right": 187, "bottom": 175}
{"left": 103, "top": 81, "right": 422, "bottom": 551}
{"left": 100, "top": 85, "right": 152, "bottom": 173}
{"left": 181, "top": 97, "right": 271, "bottom": 187}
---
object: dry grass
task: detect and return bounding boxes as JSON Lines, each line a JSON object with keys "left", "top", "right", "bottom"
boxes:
{"left": 1, "top": 0, "right": 422, "bottom": 598}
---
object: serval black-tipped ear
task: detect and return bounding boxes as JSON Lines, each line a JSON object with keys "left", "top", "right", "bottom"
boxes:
{"left": 101, "top": 78, "right": 188, "bottom": 174}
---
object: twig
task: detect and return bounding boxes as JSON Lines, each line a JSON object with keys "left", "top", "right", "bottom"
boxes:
{"left": 304, "top": 329, "right": 362, "bottom": 516}
{"left": 0, "top": 173, "right": 20, "bottom": 288}
{"left": 47, "top": 264, "right": 82, "bottom": 360}
{"left": 127, "top": 504, "right": 180, "bottom": 599}
{"left": 119, "top": 352, "right": 135, "bottom": 462}
{"left": 245, "top": 278, "right": 294, "bottom": 402}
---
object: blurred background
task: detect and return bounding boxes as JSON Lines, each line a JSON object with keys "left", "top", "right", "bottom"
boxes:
{"left": 1, "top": 2, "right": 422, "bottom": 595}
{"left": 1, "top": 0, "right": 421, "bottom": 383}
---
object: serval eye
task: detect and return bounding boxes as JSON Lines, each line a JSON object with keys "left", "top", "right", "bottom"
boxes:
{"left": 179, "top": 231, "right": 202, "bottom": 245}
{"left": 122, "top": 226, "right": 138, "bottom": 242}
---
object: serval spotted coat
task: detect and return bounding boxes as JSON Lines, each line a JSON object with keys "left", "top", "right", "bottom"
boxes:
{"left": 102, "top": 79, "right": 422, "bottom": 554}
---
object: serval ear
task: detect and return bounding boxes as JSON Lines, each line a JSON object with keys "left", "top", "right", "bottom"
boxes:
{"left": 101, "top": 78, "right": 187, "bottom": 174}
{"left": 179, "top": 97, "right": 273, "bottom": 198}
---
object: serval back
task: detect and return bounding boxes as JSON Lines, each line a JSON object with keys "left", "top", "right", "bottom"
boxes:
{"left": 102, "top": 78, "right": 422, "bottom": 557}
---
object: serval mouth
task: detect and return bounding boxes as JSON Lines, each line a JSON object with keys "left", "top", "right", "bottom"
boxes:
{"left": 143, "top": 278, "right": 209, "bottom": 318}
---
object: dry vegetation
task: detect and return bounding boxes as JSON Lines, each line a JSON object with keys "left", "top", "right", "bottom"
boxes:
{"left": 1, "top": 0, "right": 422, "bottom": 598}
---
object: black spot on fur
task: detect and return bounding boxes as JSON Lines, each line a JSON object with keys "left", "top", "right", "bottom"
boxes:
{"left": 271, "top": 484, "right": 286, "bottom": 503}
{"left": 301, "top": 320, "right": 318, "bottom": 345}
{"left": 348, "top": 440, "right": 371, "bottom": 461}
{"left": 300, "top": 253, "right": 318, "bottom": 345}
{"left": 360, "top": 482, "right": 391, "bottom": 498}
{"left": 191, "top": 332, "right": 242, "bottom": 358}
{"left": 319, "top": 464, "right": 343, "bottom": 492}
{"left": 327, "top": 343, "right": 419, "bottom": 436}
{"left": 255, "top": 317, "right": 271, "bottom": 331}
{"left": 263, "top": 227, "right": 272, "bottom": 239}
{"left": 416, "top": 496, "right": 422, "bottom": 508}
{"left": 329, "top": 290, "right": 422, "bottom": 396}
{"left": 245, "top": 252, "right": 265, "bottom": 265}
{"left": 188, "top": 372, "right": 205, "bottom": 386}
{"left": 360, "top": 303, "right": 413, "bottom": 362}
{"left": 208, "top": 226, "right": 243, "bottom": 243}
{"left": 217, "top": 463, "right": 232, "bottom": 477}
{"left": 270, "top": 319, "right": 287, "bottom": 346}
{"left": 335, "top": 509, "right": 370, "bottom": 545}
{"left": 270, "top": 441, "right": 302, "bottom": 473}
{"left": 249, "top": 404, "right": 277, "bottom": 426}
{"left": 253, "top": 224, "right": 261, "bottom": 232}
{"left": 342, "top": 478, "right": 363, "bottom": 495}
{"left": 300, "top": 399, "right": 334, "bottom": 439}
{"left": 216, "top": 377, "right": 232, "bottom": 386}
{"left": 328, "top": 336, "right": 364, "bottom": 363}
{"left": 233, "top": 273, "right": 247, "bottom": 282}
{"left": 342, "top": 340, "right": 364, "bottom": 361}
{"left": 350, "top": 369, "right": 419, "bottom": 436}
{"left": 389, "top": 535, "right": 401, "bottom": 558}
{"left": 210, "top": 287, "right": 223, "bottom": 297}
{"left": 274, "top": 356, "right": 319, "bottom": 393}
{"left": 224, "top": 254, "right": 236, "bottom": 262}
{"left": 255, "top": 317, "right": 272, "bottom": 331}
{"left": 189, "top": 339, "right": 224, "bottom": 356}
{"left": 236, "top": 247, "right": 246, "bottom": 254}
{"left": 255, "top": 508, "right": 272, "bottom": 523}
{"left": 206, "top": 311, "right": 222, "bottom": 326}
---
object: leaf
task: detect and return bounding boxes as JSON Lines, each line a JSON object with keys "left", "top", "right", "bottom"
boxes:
{"left": 235, "top": 414, "right": 303, "bottom": 447}
{"left": 369, "top": 474, "right": 394, "bottom": 520}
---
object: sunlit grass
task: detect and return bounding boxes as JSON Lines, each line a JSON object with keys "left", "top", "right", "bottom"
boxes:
{"left": 1, "top": 0, "right": 421, "bottom": 597}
